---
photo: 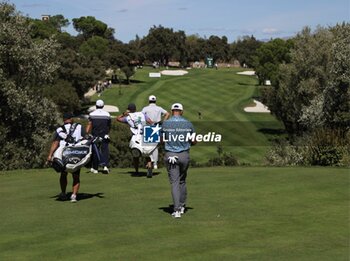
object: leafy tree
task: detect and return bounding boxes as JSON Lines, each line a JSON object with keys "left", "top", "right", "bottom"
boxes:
{"left": 42, "top": 80, "right": 81, "bottom": 113}
{"left": 171, "top": 30, "right": 187, "bottom": 66}
{"left": 56, "top": 32, "right": 81, "bottom": 50}
{"left": 0, "top": 2, "right": 60, "bottom": 170}
{"left": 263, "top": 25, "right": 350, "bottom": 135}
{"left": 206, "top": 35, "right": 230, "bottom": 62}
{"left": 253, "top": 38, "right": 293, "bottom": 85}
{"left": 72, "top": 16, "right": 114, "bottom": 40}
{"left": 0, "top": 4, "right": 59, "bottom": 87}
{"left": 49, "top": 14, "right": 70, "bottom": 32}
{"left": 322, "top": 23, "right": 350, "bottom": 129}
{"left": 57, "top": 48, "right": 105, "bottom": 98}
{"left": 230, "top": 35, "right": 262, "bottom": 67}
{"left": 185, "top": 34, "right": 202, "bottom": 62}
{"left": 29, "top": 14, "right": 69, "bottom": 39}
{"left": 121, "top": 66, "right": 135, "bottom": 84}
{"left": 79, "top": 35, "right": 109, "bottom": 59}
{"left": 143, "top": 25, "right": 180, "bottom": 66}
{"left": 128, "top": 34, "right": 146, "bottom": 65}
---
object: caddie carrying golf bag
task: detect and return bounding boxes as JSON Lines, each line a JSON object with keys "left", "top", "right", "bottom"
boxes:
{"left": 51, "top": 123, "right": 92, "bottom": 173}
{"left": 126, "top": 112, "right": 157, "bottom": 159}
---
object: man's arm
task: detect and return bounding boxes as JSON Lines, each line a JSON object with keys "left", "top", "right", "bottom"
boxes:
{"left": 144, "top": 114, "right": 154, "bottom": 125}
{"left": 47, "top": 140, "right": 59, "bottom": 162}
{"left": 86, "top": 121, "right": 92, "bottom": 134}
{"left": 160, "top": 107, "right": 170, "bottom": 121}
{"left": 163, "top": 111, "right": 170, "bottom": 121}
{"left": 116, "top": 111, "right": 129, "bottom": 123}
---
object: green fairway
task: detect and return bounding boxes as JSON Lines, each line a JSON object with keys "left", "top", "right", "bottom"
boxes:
{"left": 92, "top": 67, "right": 284, "bottom": 165}
{"left": 0, "top": 167, "right": 348, "bottom": 261}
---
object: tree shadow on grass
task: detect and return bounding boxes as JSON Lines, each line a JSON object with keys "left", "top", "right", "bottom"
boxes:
{"left": 129, "top": 79, "right": 145, "bottom": 84}
{"left": 258, "top": 128, "right": 286, "bottom": 135}
{"left": 159, "top": 204, "right": 194, "bottom": 215}
{"left": 51, "top": 192, "right": 105, "bottom": 202}
{"left": 122, "top": 171, "right": 161, "bottom": 178}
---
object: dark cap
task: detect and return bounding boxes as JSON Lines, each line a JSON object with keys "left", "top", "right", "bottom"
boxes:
{"left": 127, "top": 103, "right": 136, "bottom": 111}
{"left": 63, "top": 112, "right": 73, "bottom": 120}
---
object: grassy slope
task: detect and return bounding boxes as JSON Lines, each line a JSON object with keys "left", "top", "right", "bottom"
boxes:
{"left": 92, "top": 67, "right": 284, "bottom": 165}
{"left": 0, "top": 167, "right": 349, "bottom": 261}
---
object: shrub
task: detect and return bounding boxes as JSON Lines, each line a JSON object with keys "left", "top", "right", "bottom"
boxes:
{"left": 265, "top": 140, "right": 305, "bottom": 166}
{"left": 265, "top": 129, "right": 350, "bottom": 166}
{"left": 207, "top": 152, "right": 239, "bottom": 167}
{"left": 303, "top": 129, "right": 349, "bottom": 166}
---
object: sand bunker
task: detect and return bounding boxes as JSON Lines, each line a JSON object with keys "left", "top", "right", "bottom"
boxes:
{"left": 161, "top": 70, "right": 188, "bottom": 76}
{"left": 88, "top": 105, "right": 119, "bottom": 113}
{"left": 237, "top": 71, "right": 255, "bottom": 76}
{"left": 244, "top": 100, "right": 270, "bottom": 113}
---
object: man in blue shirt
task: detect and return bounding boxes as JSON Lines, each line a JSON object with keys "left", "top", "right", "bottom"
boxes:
{"left": 162, "top": 103, "right": 196, "bottom": 218}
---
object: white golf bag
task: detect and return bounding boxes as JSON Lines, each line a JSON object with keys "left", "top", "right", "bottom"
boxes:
{"left": 52, "top": 138, "right": 92, "bottom": 173}
{"left": 129, "top": 133, "right": 157, "bottom": 160}
{"left": 126, "top": 112, "right": 157, "bottom": 159}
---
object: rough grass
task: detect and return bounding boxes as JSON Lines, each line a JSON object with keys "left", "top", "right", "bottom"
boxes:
{"left": 0, "top": 167, "right": 348, "bottom": 261}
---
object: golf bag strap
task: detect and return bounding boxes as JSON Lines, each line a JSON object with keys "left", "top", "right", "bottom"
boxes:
{"left": 65, "top": 123, "right": 78, "bottom": 146}
{"left": 68, "top": 123, "right": 78, "bottom": 136}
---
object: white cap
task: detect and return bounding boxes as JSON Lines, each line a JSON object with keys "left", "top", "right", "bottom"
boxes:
{"left": 96, "top": 99, "right": 104, "bottom": 108}
{"left": 149, "top": 95, "right": 156, "bottom": 102}
{"left": 171, "top": 103, "right": 183, "bottom": 111}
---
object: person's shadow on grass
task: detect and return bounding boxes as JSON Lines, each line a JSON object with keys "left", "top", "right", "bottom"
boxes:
{"left": 125, "top": 171, "right": 160, "bottom": 178}
{"left": 51, "top": 192, "right": 104, "bottom": 202}
{"left": 159, "top": 204, "right": 193, "bottom": 215}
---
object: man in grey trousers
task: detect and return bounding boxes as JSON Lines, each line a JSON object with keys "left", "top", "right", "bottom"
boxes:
{"left": 162, "top": 103, "right": 196, "bottom": 218}
{"left": 142, "top": 95, "right": 170, "bottom": 169}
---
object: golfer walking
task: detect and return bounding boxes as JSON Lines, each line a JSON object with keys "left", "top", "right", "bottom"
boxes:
{"left": 86, "top": 99, "right": 111, "bottom": 174}
{"left": 142, "top": 95, "right": 169, "bottom": 169}
{"left": 162, "top": 103, "right": 195, "bottom": 218}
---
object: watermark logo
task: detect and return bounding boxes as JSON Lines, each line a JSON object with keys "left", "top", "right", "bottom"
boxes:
{"left": 143, "top": 124, "right": 222, "bottom": 143}
{"left": 143, "top": 124, "right": 161, "bottom": 143}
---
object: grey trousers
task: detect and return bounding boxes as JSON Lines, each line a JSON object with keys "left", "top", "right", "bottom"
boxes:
{"left": 164, "top": 151, "right": 190, "bottom": 211}
{"left": 151, "top": 147, "right": 158, "bottom": 164}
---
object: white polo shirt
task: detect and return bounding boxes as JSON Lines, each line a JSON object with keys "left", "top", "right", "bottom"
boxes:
{"left": 142, "top": 103, "right": 167, "bottom": 123}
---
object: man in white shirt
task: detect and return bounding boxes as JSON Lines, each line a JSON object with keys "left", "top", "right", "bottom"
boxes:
{"left": 117, "top": 103, "right": 153, "bottom": 176}
{"left": 142, "top": 95, "right": 170, "bottom": 169}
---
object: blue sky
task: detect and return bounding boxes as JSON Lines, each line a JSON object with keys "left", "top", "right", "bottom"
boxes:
{"left": 10, "top": 0, "right": 350, "bottom": 43}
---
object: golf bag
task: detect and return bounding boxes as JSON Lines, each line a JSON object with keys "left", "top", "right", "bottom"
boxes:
{"left": 126, "top": 112, "right": 157, "bottom": 160}
{"left": 129, "top": 133, "right": 157, "bottom": 160}
{"left": 52, "top": 136, "right": 93, "bottom": 173}
{"left": 52, "top": 124, "right": 93, "bottom": 172}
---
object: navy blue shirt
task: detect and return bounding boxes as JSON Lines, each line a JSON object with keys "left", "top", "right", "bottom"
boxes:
{"left": 88, "top": 109, "right": 111, "bottom": 137}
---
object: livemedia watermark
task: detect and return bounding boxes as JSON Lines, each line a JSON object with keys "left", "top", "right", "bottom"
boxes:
{"left": 143, "top": 124, "right": 222, "bottom": 143}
